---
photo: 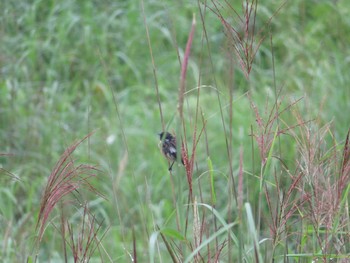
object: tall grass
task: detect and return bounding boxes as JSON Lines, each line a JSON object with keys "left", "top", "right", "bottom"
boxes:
{"left": 0, "top": 0, "right": 349, "bottom": 262}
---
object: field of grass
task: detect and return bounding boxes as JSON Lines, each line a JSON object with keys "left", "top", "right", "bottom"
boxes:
{"left": 1, "top": 0, "right": 349, "bottom": 262}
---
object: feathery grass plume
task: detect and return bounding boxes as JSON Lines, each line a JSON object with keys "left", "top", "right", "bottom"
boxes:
{"left": 181, "top": 125, "right": 206, "bottom": 200}
{"left": 175, "top": 17, "right": 206, "bottom": 249}
{"left": 205, "top": 0, "right": 286, "bottom": 78}
{"left": 36, "top": 133, "right": 100, "bottom": 242}
{"left": 181, "top": 141, "right": 192, "bottom": 193}
{"left": 177, "top": 14, "right": 196, "bottom": 198}
{"left": 295, "top": 122, "right": 340, "bottom": 223}
{"left": 66, "top": 203, "right": 107, "bottom": 262}
{"left": 249, "top": 95, "right": 304, "bottom": 165}
{"left": 264, "top": 170, "right": 309, "bottom": 255}
{"left": 248, "top": 96, "right": 315, "bottom": 260}
{"left": 291, "top": 111, "right": 350, "bottom": 258}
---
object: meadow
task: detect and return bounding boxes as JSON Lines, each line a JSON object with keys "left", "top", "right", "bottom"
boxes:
{"left": 0, "top": 0, "right": 349, "bottom": 262}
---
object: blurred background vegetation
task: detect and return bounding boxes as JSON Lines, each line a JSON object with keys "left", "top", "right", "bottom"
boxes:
{"left": 0, "top": 0, "right": 349, "bottom": 262}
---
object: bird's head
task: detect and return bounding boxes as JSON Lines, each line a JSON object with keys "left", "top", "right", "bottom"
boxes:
{"left": 158, "top": 131, "right": 173, "bottom": 141}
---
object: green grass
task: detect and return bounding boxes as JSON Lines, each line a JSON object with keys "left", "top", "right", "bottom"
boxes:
{"left": 1, "top": 0, "right": 349, "bottom": 262}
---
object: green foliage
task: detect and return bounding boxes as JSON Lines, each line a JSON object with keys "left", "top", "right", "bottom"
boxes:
{"left": 0, "top": 0, "right": 349, "bottom": 262}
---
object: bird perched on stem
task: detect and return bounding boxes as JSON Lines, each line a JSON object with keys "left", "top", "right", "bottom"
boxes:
{"left": 158, "top": 132, "right": 184, "bottom": 171}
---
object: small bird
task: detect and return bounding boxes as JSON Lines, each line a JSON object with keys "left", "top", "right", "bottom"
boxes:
{"left": 158, "top": 132, "right": 184, "bottom": 171}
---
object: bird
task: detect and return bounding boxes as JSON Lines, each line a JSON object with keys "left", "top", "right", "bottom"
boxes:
{"left": 158, "top": 132, "right": 184, "bottom": 171}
